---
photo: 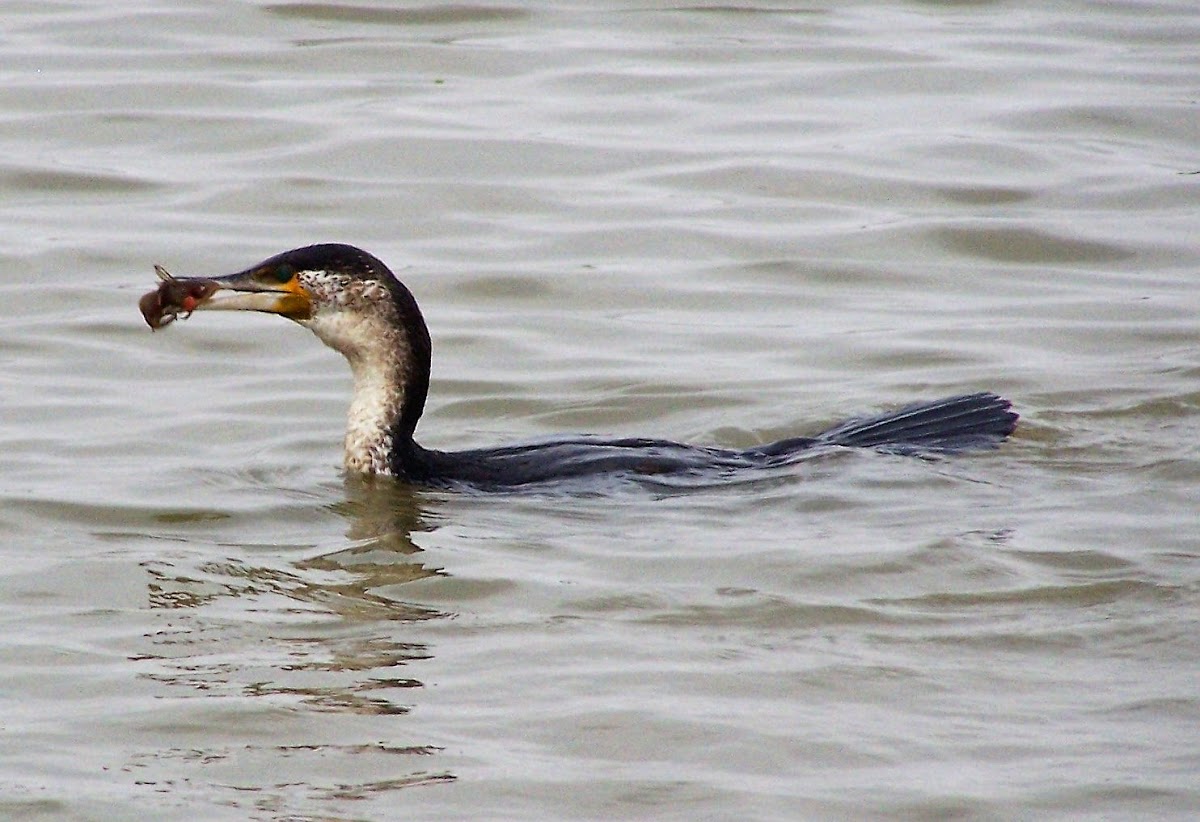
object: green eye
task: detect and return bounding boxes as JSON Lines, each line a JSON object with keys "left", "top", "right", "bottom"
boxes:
{"left": 272, "top": 264, "right": 294, "bottom": 283}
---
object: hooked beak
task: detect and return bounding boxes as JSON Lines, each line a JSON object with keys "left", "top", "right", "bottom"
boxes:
{"left": 188, "top": 268, "right": 312, "bottom": 320}
{"left": 140, "top": 264, "right": 312, "bottom": 330}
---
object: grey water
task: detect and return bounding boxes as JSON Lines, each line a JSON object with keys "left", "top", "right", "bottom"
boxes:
{"left": 1, "top": 2, "right": 1198, "bottom": 819}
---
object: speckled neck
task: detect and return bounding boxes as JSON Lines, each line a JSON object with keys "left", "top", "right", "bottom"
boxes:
{"left": 343, "top": 353, "right": 406, "bottom": 475}
{"left": 294, "top": 266, "right": 432, "bottom": 476}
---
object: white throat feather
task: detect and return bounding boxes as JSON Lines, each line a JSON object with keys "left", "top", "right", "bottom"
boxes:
{"left": 296, "top": 270, "right": 411, "bottom": 475}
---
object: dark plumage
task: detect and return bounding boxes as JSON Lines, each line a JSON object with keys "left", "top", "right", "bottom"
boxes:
{"left": 141, "top": 243, "right": 1018, "bottom": 489}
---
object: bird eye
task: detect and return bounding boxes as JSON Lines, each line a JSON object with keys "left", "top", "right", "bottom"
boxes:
{"left": 272, "top": 264, "right": 294, "bottom": 283}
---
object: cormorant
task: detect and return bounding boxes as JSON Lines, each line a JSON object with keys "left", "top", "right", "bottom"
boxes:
{"left": 139, "top": 243, "right": 1017, "bottom": 489}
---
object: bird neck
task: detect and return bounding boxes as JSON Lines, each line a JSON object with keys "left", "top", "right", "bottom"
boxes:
{"left": 341, "top": 330, "right": 431, "bottom": 476}
{"left": 344, "top": 356, "right": 409, "bottom": 475}
{"left": 298, "top": 271, "right": 432, "bottom": 477}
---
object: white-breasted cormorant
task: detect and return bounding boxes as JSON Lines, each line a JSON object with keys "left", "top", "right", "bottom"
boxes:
{"left": 140, "top": 243, "right": 1017, "bottom": 488}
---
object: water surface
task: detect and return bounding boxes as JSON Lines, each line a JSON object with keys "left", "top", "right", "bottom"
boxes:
{"left": 1, "top": 1, "right": 1198, "bottom": 819}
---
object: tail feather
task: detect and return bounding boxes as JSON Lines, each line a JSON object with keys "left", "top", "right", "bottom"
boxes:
{"left": 815, "top": 392, "right": 1018, "bottom": 454}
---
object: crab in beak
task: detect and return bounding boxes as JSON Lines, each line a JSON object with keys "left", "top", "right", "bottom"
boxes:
{"left": 139, "top": 261, "right": 312, "bottom": 330}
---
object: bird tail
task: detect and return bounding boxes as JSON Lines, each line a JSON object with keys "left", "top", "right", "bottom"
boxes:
{"left": 814, "top": 392, "right": 1018, "bottom": 454}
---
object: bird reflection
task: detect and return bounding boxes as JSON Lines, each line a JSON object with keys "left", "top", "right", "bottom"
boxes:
{"left": 133, "top": 478, "right": 457, "bottom": 805}
{"left": 145, "top": 478, "right": 448, "bottom": 625}
{"left": 295, "top": 476, "right": 448, "bottom": 623}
